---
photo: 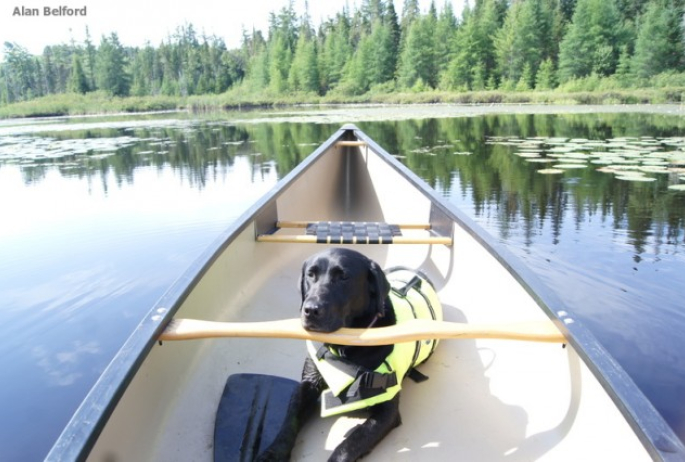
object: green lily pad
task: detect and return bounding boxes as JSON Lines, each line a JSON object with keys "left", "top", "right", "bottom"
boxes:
{"left": 537, "top": 168, "right": 564, "bottom": 174}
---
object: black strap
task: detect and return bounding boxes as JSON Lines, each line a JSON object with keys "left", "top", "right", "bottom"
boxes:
{"left": 305, "top": 221, "right": 403, "bottom": 244}
{"left": 407, "top": 368, "right": 429, "bottom": 383}
{"left": 391, "top": 275, "right": 422, "bottom": 297}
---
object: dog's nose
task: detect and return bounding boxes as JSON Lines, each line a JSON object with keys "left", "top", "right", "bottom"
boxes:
{"left": 302, "top": 301, "right": 321, "bottom": 319}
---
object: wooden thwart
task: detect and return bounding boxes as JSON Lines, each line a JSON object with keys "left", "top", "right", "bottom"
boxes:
{"left": 257, "top": 234, "right": 453, "bottom": 245}
{"left": 257, "top": 220, "right": 452, "bottom": 245}
{"left": 336, "top": 141, "right": 367, "bottom": 147}
{"left": 160, "top": 318, "right": 566, "bottom": 344}
{"left": 276, "top": 221, "right": 431, "bottom": 230}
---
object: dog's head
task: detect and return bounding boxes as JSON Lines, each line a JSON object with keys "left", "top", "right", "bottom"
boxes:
{"left": 299, "top": 248, "right": 390, "bottom": 332}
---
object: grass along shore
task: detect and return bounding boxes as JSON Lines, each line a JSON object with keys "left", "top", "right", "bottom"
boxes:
{"left": 2, "top": 86, "right": 685, "bottom": 119}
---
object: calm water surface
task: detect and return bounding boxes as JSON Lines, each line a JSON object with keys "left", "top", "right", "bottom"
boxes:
{"left": 1, "top": 107, "right": 684, "bottom": 460}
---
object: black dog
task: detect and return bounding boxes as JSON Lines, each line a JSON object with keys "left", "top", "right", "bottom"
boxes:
{"left": 258, "top": 248, "right": 437, "bottom": 462}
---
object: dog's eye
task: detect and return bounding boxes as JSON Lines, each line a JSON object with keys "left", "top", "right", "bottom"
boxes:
{"left": 306, "top": 266, "right": 318, "bottom": 279}
{"left": 330, "top": 268, "right": 348, "bottom": 281}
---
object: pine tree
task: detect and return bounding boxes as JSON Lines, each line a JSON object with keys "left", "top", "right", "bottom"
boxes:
{"left": 441, "top": 0, "right": 503, "bottom": 90}
{"left": 289, "top": 32, "right": 319, "bottom": 92}
{"left": 84, "top": 27, "right": 97, "bottom": 91}
{"left": 319, "top": 13, "right": 353, "bottom": 91}
{"left": 535, "top": 58, "right": 557, "bottom": 89}
{"left": 495, "top": 0, "right": 547, "bottom": 87}
{"left": 268, "top": 34, "right": 292, "bottom": 93}
{"left": 434, "top": 1, "right": 458, "bottom": 76}
{"left": 557, "top": 0, "right": 624, "bottom": 82}
{"left": 69, "top": 54, "right": 89, "bottom": 94}
{"left": 96, "top": 33, "right": 130, "bottom": 96}
{"left": 41, "top": 48, "right": 57, "bottom": 95}
{"left": 632, "top": 0, "right": 685, "bottom": 79}
{"left": 372, "top": 20, "right": 397, "bottom": 85}
{"left": 398, "top": 15, "right": 437, "bottom": 89}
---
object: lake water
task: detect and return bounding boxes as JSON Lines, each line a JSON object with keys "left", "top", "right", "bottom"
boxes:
{"left": 1, "top": 105, "right": 684, "bottom": 460}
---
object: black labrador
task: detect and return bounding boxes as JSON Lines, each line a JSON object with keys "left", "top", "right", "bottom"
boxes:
{"left": 257, "top": 248, "right": 402, "bottom": 462}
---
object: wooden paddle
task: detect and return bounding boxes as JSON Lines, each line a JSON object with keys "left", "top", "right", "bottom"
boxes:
{"left": 160, "top": 318, "right": 565, "bottom": 344}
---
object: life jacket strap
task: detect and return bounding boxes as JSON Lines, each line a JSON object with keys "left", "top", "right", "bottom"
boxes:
{"left": 314, "top": 342, "right": 398, "bottom": 401}
{"left": 322, "top": 367, "right": 398, "bottom": 411}
{"left": 391, "top": 274, "right": 422, "bottom": 297}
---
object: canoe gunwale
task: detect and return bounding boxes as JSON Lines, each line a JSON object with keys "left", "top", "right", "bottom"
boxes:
{"left": 46, "top": 124, "right": 685, "bottom": 461}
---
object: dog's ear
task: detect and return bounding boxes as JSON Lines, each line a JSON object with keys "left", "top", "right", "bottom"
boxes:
{"left": 299, "top": 261, "right": 308, "bottom": 303}
{"left": 368, "top": 260, "right": 390, "bottom": 317}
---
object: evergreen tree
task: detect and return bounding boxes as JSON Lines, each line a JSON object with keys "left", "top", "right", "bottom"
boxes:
{"left": 615, "top": 45, "right": 634, "bottom": 85}
{"left": 401, "top": 0, "right": 421, "bottom": 37}
{"left": 398, "top": 15, "right": 437, "bottom": 89}
{"left": 471, "top": 61, "right": 486, "bottom": 90}
{"left": 83, "top": 27, "right": 97, "bottom": 91}
{"left": 242, "top": 28, "right": 269, "bottom": 91}
{"left": 289, "top": 32, "right": 319, "bottom": 92}
{"left": 516, "top": 62, "right": 533, "bottom": 90}
{"left": 268, "top": 34, "right": 292, "bottom": 93}
{"left": 371, "top": 20, "right": 398, "bottom": 85}
{"left": 41, "top": 49, "right": 57, "bottom": 95}
{"left": 130, "top": 43, "right": 156, "bottom": 96}
{"left": 441, "top": 4, "right": 476, "bottom": 90}
{"left": 345, "top": 31, "right": 374, "bottom": 93}
{"left": 495, "top": 0, "right": 548, "bottom": 87}
{"left": 441, "top": 0, "right": 502, "bottom": 90}
{"left": 96, "top": 33, "right": 130, "bottom": 96}
{"left": 386, "top": 1, "right": 401, "bottom": 59}
{"left": 632, "top": 0, "right": 684, "bottom": 79}
{"left": 434, "top": 1, "right": 458, "bottom": 76}
{"left": 557, "top": 0, "right": 624, "bottom": 82}
{"left": 535, "top": 58, "right": 557, "bottom": 89}
{"left": 319, "top": 13, "right": 353, "bottom": 91}
{"left": 361, "top": 0, "right": 385, "bottom": 27}
{"left": 69, "top": 54, "right": 89, "bottom": 94}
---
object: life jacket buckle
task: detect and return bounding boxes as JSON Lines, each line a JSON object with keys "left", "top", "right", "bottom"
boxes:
{"left": 359, "top": 370, "right": 398, "bottom": 391}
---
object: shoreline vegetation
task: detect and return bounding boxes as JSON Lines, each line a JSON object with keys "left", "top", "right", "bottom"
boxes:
{"left": 3, "top": 0, "right": 685, "bottom": 119}
{"left": 2, "top": 85, "right": 685, "bottom": 119}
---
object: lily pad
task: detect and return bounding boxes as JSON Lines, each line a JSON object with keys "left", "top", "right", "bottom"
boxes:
{"left": 537, "top": 168, "right": 564, "bottom": 174}
{"left": 639, "top": 166, "right": 669, "bottom": 174}
{"left": 555, "top": 163, "right": 588, "bottom": 169}
{"left": 668, "top": 184, "right": 685, "bottom": 191}
{"left": 525, "top": 158, "right": 556, "bottom": 163}
{"left": 616, "top": 175, "right": 656, "bottom": 182}
{"left": 515, "top": 152, "right": 541, "bottom": 158}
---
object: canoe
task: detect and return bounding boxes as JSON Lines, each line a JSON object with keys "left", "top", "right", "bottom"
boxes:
{"left": 47, "top": 124, "right": 685, "bottom": 461}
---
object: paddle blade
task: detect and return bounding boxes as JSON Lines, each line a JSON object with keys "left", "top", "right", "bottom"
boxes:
{"left": 214, "top": 374, "right": 299, "bottom": 462}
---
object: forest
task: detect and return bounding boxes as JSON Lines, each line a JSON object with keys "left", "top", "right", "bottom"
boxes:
{"left": 2, "top": 0, "right": 685, "bottom": 111}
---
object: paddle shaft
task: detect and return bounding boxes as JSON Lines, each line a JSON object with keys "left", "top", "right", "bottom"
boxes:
{"left": 159, "top": 318, "right": 565, "bottom": 344}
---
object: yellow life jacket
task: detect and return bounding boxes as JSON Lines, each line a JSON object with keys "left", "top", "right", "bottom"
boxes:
{"left": 307, "top": 268, "right": 443, "bottom": 417}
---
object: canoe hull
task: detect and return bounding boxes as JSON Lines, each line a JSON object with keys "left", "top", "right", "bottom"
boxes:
{"left": 49, "top": 125, "right": 684, "bottom": 461}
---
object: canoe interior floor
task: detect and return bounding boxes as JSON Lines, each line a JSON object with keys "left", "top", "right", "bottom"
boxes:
{"left": 89, "top": 224, "right": 649, "bottom": 461}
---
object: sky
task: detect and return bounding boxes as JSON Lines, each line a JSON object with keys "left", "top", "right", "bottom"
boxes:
{"left": 1, "top": 0, "right": 465, "bottom": 59}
